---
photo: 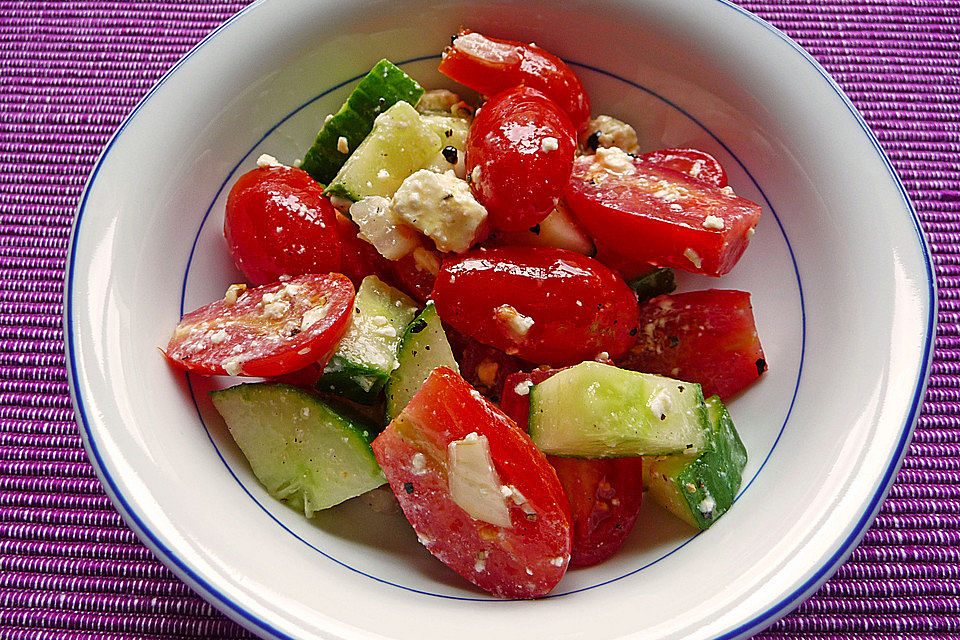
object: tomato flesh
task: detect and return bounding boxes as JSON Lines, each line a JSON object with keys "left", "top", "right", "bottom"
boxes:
{"left": 439, "top": 30, "right": 590, "bottom": 133}
{"left": 431, "top": 247, "right": 639, "bottom": 366}
{"left": 446, "top": 327, "right": 525, "bottom": 402}
{"left": 617, "top": 289, "right": 767, "bottom": 399}
{"left": 163, "top": 274, "right": 355, "bottom": 377}
{"left": 500, "top": 368, "right": 643, "bottom": 567}
{"left": 466, "top": 86, "right": 576, "bottom": 232}
{"left": 564, "top": 154, "right": 761, "bottom": 277}
{"left": 224, "top": 166, "right": 341, "bottom": 286}
{"left": 372, "top": 367, "right": 572, "bottom": 599}
{"left": 640, "top": 148, "right": 727, "bottom": 188}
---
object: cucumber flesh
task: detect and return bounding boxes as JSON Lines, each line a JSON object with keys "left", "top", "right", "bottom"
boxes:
{"left": 300, "top": 60, "right": 424, "bottom": 185}
{"left": 325, "top": 101, "right": 442, "bottom": 202}
{"left": 528, "top": 361, "right": 708, "bottom": 457}
{"left": 420, "top": 113, "right": 471, "bottom": 176}
{"left": 210, "top": 383, "right": 385, "bottom": 516}
{"left": 628, "top": 268, "right": 677, "bottom": 304}
{"left": 385, "top": 303, "right": 459, "bottom": 421}
{"left": 645, "top": 395, "right": 747, "bottom": 529}
{"left": 317, "top": 276, "right": 419, "bottom": 404}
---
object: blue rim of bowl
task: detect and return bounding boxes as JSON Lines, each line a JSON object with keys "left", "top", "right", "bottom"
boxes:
{"left": 63, "top": 1, "right": 937, "bottom": 639}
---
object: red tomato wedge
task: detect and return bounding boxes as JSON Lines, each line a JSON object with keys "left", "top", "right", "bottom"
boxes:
{"left": 466, "top": 86, "right": 576, "bottom": 232}
{"left": 163, "top": 274, "right": 355, "bottom": 377}
{"left": 640, "top": 148, "right": 728, "bottom": 188}
{"left": 500, "top": 368, "right": 643, "bottom": 567}
{"left": 439, "top": 30, "right": 591, "bottom": 133}
{"left": 431, "top": 247, "right": 639, "bottom": 366}
{"left": 372, "top": 367, "right": 572, "bottom": 599}
{"left": 617, "top": 289, "right": 767, "bottom": 399}
{"left": 224, "top": 165, "right": 341, "bottom": 286}
{"left": 564, "top": 152, "right": 761, "bottom": 277}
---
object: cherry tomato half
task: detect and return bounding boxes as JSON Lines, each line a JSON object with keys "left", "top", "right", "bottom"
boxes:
{"left": 466, "top": 86, "right": 576, "bottom": 232}
{"left": 224, "top": 165, "right": 341, "bottom": 286}
{"left": 163, "top": 274, "right": 355, "bottom": 377}
{"left": 431, "top": 246, "right": 639, "bottom": 366}
{"left": 372, "top": 366, "right": 572, "bottom": 599}
{"left": 439, "top": 30, "right": 591, "bottom": 133}
{"left": 640, "top": 148, "right": 728, "bottom": 188}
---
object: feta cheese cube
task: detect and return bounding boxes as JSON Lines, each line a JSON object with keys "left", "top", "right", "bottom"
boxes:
{"left": 392, "top": 169, "right": 488, "bottom": 253}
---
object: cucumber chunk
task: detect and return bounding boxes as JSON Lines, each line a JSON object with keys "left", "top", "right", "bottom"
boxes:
{"left": 210, "top": 383, "right": 385, "bottom": 515}
{"left": 528, "top": 361, "right": 708, "bottom": 457}
{"left": 384, "top": 303, "right": 459, "bottom": 421}
{"left": 645, "top": 395, "right": 747, "bottom": 529}
{"left": 628, "top": 268, "right": 676, "bottom": 303}
{"left": 300, "top": 60, "right": 424, "bottom": 185}
{"left": 325, "top": 101, "right": 443, "bottom": 202}
{"left": 317, "top": 276, "right": 420, "bottom": 404}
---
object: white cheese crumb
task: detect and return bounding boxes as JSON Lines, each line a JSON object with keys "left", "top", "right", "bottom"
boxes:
{"left": 222, "top": 358, "right": 243, "bottom": 376}
{"left": 596, "top": 351, "right": 610, "bottom": 361}
{"left": 392, "top": 169, "right": 488, "bottom": 253}
{"left": 720, "top": 185, "right": 735, "bottom": 196}
{"left": 514, "top": 380, "right": 533, "bottom": 396}
{"left": 283, "top": 283, "right": 301, "bottom": 297}
{"left": 300, "top": 304, "right": 329, "bottom": 331}
{"left": 549, "top": 557, "right": 566, "bottom": 567}
{"left": 337, "top": 136, "right": 349, "bottom": 154}
{"left": 747, "top": 227, "right": 756, "bottom": 238}
{"left": 683, "top": 248, "right": 702, "bottom": 268}
{"left": 581, "top": 115, "right": 640, "bottom": 154}
{"left": 702, "top": 215, "right": 725, "bottom": 230}
{"left": 447, "top": 432, "right": 511, "bottom": 528}
{"left": 648, "top": 387, "right": 675, "bottom": 418}
{"left": 262, "top": 300, "right": 289, "bottom": 319}
{"left": 470, "top": 165, "right": 481, "bottom": 184}
{"left": 698, "top": 495, "right": 716, "bottom": 514}
{"left": 293, "top": 158, "right": 302, "bottom": 168}
{"left": 256, "top": 153, "right": 282, "bottom": 168}
{"left": 223, "top": 283, "right": 247, "bottom": 305}
{"left": 374, "top": 325, "right": 397, "bottom": 337}
{"left": 210, "top": 329, "right": 228, "bottom": 345}
{"left": 594, "top": 146, "right": 636, "bottom": 175}
{"left": 324, "top": 113, "right": 333, "bottom": 124}
{"left": 689, "top": 160, "right": 703, "bottom": 177}
{"left": 494, "top": 304, "right": 535, "bottom": 341}
{"left": 540, "top": 136, "right": 559, "bottom": 152}
{"left": 371, "top": 315, "right": 389, "bottom": 327}
{"left": 377, "top": 168, "right": 390, "bottom": 179}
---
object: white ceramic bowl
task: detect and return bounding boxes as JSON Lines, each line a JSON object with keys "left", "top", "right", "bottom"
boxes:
{"left": 66, "top": 0, "right": 935, "bottom": 639}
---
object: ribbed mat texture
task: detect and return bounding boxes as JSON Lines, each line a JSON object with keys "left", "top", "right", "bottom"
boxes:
{"left": 2, "top": 1, "right": 958, "bottom": 638}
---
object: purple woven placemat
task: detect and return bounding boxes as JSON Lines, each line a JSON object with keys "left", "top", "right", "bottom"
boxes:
{"left": 1, "top": 0, "right": 958, "bottom": 638}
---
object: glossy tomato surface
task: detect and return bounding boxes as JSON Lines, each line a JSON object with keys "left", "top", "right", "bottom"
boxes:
{"left": 431, "top": 247, "right": 639, "bottom": 366}
{"left": 640, "top": 148, "right": 728, "bottom": 188}
{"left": 564, "top": 153, "right": 761, "bottom": 277}
{"left": 466, "top": 86, "right": 576, "bottom": 232}
{"left": 164, "top": 274, "right": 355, "bottom": 377}
{"left": 372, "top": 367, "right": 572, "bottom": 599}
{"left": 617, "top": 289, "right": 767, "bottom": 399}
{"left": 224, "top": 165, "right": 341, "bottom": 286}
{"left": 439, "top": 30, "right": 590, "bottom": 133}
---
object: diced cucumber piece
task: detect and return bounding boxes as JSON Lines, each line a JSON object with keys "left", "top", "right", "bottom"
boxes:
{"left": 384, "top": 303, "right": 459, "bottom": 421}
{"left": 300, "top": 60, "right": 424, "bottom": 184}
{"left": 420, "top": 113, "right": 472, "bottom": 175}
{"left": 528, "top": 361, "right": 708, "bottom": 457}
{"left": 325, "top": 101, "right": 443, "bottom": 202}
{"left": 628, "top": 268, "right": 676, "bottom": 303}
{"left": 645, "top": 395, "right": 747, "bottom": 529}
{"left": 210, "top": 383, "right": 385, "bottom": 516}
{"left": 317, "top": 276, "right": 420, "bottom": 404}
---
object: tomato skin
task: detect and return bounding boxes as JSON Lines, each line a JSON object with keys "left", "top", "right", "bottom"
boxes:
{"left": 564, "top": 154, "right": 761, "bottom": 277}
{"left": 640, "top": 148, "right": 727, "bottom": 188}
{"left": 617, "top": 289, "right": 767, "bottom": 399}
{"left": 466, "top": 86, "right": 576, "bottom": 232}
{"left": 163, "top": 274, "right": 355, "bottom": 377}
{"left": 224, "top": 166, "right": 341, "bottom": 286}
{"left": 335, "top": 213, "right": 436, "bottom": 304}
{"left": 372, "top": 367, "right": 572, "bottom": 599}
{"left": 500, "top": 368, "right": 643, "bottom": 567}
{"left": 431, "top": 247, "right": 639, "bottom": 366}
{"left": 439, "top": 30, "right": 590, "bottom": 133}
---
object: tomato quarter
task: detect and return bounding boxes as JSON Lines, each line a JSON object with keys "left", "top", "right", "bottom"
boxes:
{"left": 163, "top": 274, "right": 355, "bottom": 377}
{"left": 466, "top": 86, "right": 576, "bottom": 232}
{"left": 431, "top": 247, "right": 639, "bottom": 366}
{"left": 640, "top": 148, "right": 728, "bottom": 188}
{"left": 224, "top": 165, "right": 341, "bottom": 286}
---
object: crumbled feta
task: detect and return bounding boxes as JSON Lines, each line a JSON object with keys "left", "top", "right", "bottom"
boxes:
{"left": 323, "top": 113, "right": 334, "bottom": 125}
{"left": 447, "top": 432, "right": 512, "bottom": 528}
{"left": 549, "top": 556, "right": 566, "bottom": 567}
{"left": 256, "top": 153, "right": 283, "bottom": 168}
{"left": 415, "top": 89, "right": 462, "bottom": 114}
{"left": 337, "top": 136, "right": 349, "bottom": 154}
{"left": 514, "top": 380, "right": 533, "bottom": 396}
{"left": 209, "top": 329, "right": 228, "bottom": 344}
{"left": 300, "top": 303, "right": 330, "bottom": 331}
{"left": 412, "top": 247, "right": 441, "bottom": 275}
{"left": 371, "top": 315, "right": 389, "bottom": 327}
{"left": 689, "top": 160, "right": 703, "bottom": 177}
{"left": 747, "top": 227, "right": 756, "bottom": 238}
{"left": 349, "top": 196, "right": 420, "bottom": 261}
{"left": 540, "top": 136, "right": 559, "bottom": 152}
{"left": 596, "top": 351, "right": 610, "bottom": 361}
{"left": 494, "top": 304, "right": 535, "bottom": 341}
{"left": 720, "top": 185, "right": 735, "bottom": 196}
{"left": 222, "top": 358, "right": 243, "bottom": 376}
{"left": 377, "top": 168, "right": 390, "bottom": 179}
{"left": 224, "top": 283, "right": 247, "bottom": 305}
{"left": 374, "top": 324, "right": 397, "bottom": 338}
{"left": 392, "top": 170, "right": 488, "bottom": 253}
{"left": 648, "top": 387, "right": 674, "bottom": 419}
{"left": 702, "top": 215, "right": 725, "bottom": 230}
{"left": 698, "top": 495, "right": 716, "bottom": 515}
{"left": 594, "top": 146, "right": 636, "bottom": 175}
{"left": 262, "top": 300, "right": 289, "bottom": 320}
{"left": 293, "top": 158, "right": 302, "bottom": 168}
{"left": 470, "top": 165, "right": 482, "bottom": 184}
{"left": 683, "top": 248, "right": 702, "bottom": 268}
{"left": 580, "top": 115, "right": 640, "bottom": 154}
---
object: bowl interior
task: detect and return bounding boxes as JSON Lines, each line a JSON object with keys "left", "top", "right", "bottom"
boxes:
{"left": 67, "top": 1, "right": 933, "bottom": 639}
